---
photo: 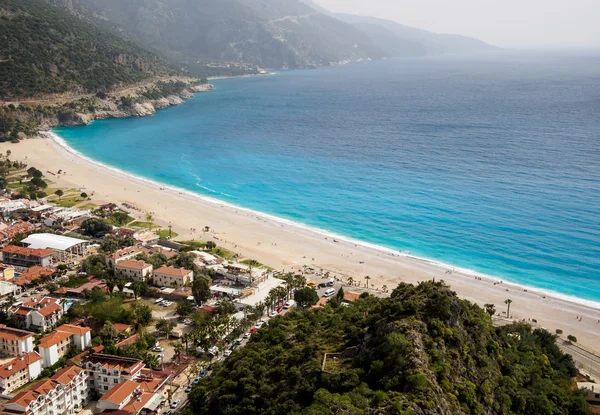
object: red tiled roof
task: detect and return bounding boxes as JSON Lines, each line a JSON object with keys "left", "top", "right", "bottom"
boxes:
{"left": 100, "top": 379, "right": 139, "bottom": 405}
{"left": 0, "top": 324, "right": 34, "bottom": 341}
{"left": 55, "top": 324, "right": 92, "bottom": 336}
{"left": 116, "top": 260, "right": 151, "bottom": 271}
{"left": 2, "top": 245, "right": 53, "bottom": 257}
{"left": 38, "top": 330, "right": 72, "bottom": 349}
{"left": 52, "top": 365, "right": 84, "bottom": 384}
{"left": 154, "top": 266, "right": 192, "bottom": 277}
{"left": 0, "top": 352, "right": 41, "bottom": 379}
{"left": 36, "top": 302, "right": 62, "bottom": 317}
{"left": 115, "top": 334, "right": 139, "bottom": 348}
{"left": 343, "top": 291, "right": 361, "bottom": 303}
{"left": 0, "top": 222, "right": 35, "bottom": 240}
{"left": 5, "top": 366, "right": 84, "bottom": 407}
{"left": 112, "top": 323, "right": 133, "bottom": 333}
{"left": 13, "top": 266, "right": 54, "bottom": 286}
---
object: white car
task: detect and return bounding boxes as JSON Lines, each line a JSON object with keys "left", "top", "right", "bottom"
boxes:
{"left": 223, "top": 350, "right": 232, "bottom": 357}
{"left": 243, "top": 332, "right": 251, "bottom": 339}
{"left": 152, "top": 346, "right": 164, "bottom": 352}
{"left": 269, "top": 310, "right": 278, "bottom": 317}
{"left": 323, "top": 288, "right": 336, "bottom": 297}
{"left": 283, "top": 300, "right": 295, "bottom": 309}
{"left": 155, "top": 298, "right": 164, "bottom": 304}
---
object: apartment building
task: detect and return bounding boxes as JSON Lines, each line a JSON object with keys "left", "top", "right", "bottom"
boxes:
{"left": 1, "top": 245, "right": 54, "bottom": 268}
{"left": 0, "top": 324, "right": 35, "bottom": 357}
{"left": 2, "top": 366, "right": 90, "bottom": 415}
{"left": 8, "top": 297, "right": 64, "bottom": 332}
{"left": 97, "top": 380, "right": 162, "bottom": 414}
{"left": 82, "top": 353, "right": 145, "bottom": 394}
{"left": 0, "top": 352, "right": 42, "bottom": 394}
{"left": 153, "top": 266, "right": 193, "bottom": 288}
{"left": 115, "top": 260, "right": 153, "bottom": 282}
{"left": 105, "top": 246, "right": 145, "bottom": 268}
{"left": 38, "top": 324, "right": 92, "bottom": 368}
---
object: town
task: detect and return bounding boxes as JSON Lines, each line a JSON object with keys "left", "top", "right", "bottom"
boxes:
{"left": 0, "top": 154, "right": 367, "bottom": 415}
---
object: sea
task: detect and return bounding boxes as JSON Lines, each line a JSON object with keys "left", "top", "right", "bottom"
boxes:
{"left": 54, "top": 51, "right": 600, "bottom": 303}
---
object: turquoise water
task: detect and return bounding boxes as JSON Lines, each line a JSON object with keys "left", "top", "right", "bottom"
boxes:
{"left": 55, "top": 52, "right": 600, "bottom": 302}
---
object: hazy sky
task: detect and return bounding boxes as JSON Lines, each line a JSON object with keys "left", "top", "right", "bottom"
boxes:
{"left": 314, "top": 0, "right": 600, "bottom": 48}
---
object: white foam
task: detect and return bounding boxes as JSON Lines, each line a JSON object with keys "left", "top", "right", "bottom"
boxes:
{"left": 46, "top": 130, "right": 600, "bottom": 311}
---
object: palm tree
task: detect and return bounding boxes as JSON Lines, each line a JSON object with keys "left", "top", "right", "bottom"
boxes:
{"left": 131, "top": 281, "right": 143, "bottom": 300}
{"left": 182, "top": 333, "right": 193, "bottom": 353}
{"left": 254, "top": 301, "right": 266, "bottom": 319}
{"left": 504, "top": 299, "right": 513, "bottom": 318}
{"left": 364, "top": 275, "right": 371, "bottom": 289}
{"left": 145, "top": 212, "right": 154, "bottom": 231}
{"left": 484, "top": 303, "right": 496, "bottom": 317}
{"left": 173, "top": 341, "right": 185, "bottom": 363}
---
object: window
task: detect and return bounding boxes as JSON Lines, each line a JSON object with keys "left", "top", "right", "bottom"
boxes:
{"left": 114, "top": 379, "right": 119, "bottom": 383}
{"left": 104, "top": 385, "right": 109, "bottom": 390}
{"left": 103, "top": 377, "right": 108, "bottom": 382}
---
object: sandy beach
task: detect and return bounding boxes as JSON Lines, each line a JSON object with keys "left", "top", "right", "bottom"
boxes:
{"left": 3, "top": 136, "right": 600, "bottom": 350}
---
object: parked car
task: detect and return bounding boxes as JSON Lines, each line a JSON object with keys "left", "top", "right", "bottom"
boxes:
{"left": 154, "top": 298, "right": 164, "bottom": 304}
{"left": 192, "top": 377, "right": 201, "bottom": 384}
{"left": 223, "top": 350, "right": 232, "bottom": 357}
{"left": 21, "top": 292, "right": 31, "bottom": 297}
{"left": 323, "top": 288, "right": 336, "bottom": 297}
{"left": 284, "top": 300, "right": 296, "bottom": 309}
{"left": 243, "top": 332, "right": 251, "bottom": 339}
{"left": 249, "top": 328, "right": 257, "bottom": 334}
{"left": 317, "top": 283, "right": 327, "bottom": 289}
{"left": 185, "top": 385, "right": 192, "bottom": 393}
{"left": 230, "top": 344, "right": 239, "bottom": 351}
{"left": 269, "top": 310, "right": 278, "bottom": 317}
{"left": 152, "top": 346, "right": 164, "bottom": 352}
{"left": 234, "top": 338, "right": 243, "bottom": 345}
{"left": 183, "top": 319, "right": 193, "bottom": 325}
{"left": 170, "top": 400, "right": 180, "bottom": 409}
{"left": 199, "top": 369, "right": 209, "bottom": 378}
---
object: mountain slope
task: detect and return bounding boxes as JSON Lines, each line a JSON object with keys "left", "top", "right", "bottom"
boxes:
{"left": 188, "top": 283, "right": 590, "bottom": 415}
{"left": 0, "top": 0, "right": 175, "bottom": 99}
{"left": 336, "top": 13, "right": 495, "bottom": 56}
{"left": 56, "top": 0, "right": 386, "bottom": 69}
{"left": 301, "top": 0, "right": 495, "bottom": 57}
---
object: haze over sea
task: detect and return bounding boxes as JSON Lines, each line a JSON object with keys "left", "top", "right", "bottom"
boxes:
{"left": 56, "top": 52, "right": 600, "bottom": 302}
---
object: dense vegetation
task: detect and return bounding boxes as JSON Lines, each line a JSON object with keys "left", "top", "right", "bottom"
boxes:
{"left": 0, "top": 0, "right": 174, "bottom": 98}
{"left": 188, "top": 282, "right": 590, "bottom": 415}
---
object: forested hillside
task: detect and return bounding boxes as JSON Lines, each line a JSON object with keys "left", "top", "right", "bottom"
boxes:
{"left": 54, "top": 0, "right": 385, "bottom": 69}
{"left": 188, "top": 282, "right": 590, "bottom": 415}
{"left": 0, "top": 0, "right": 175, "bottom": 99}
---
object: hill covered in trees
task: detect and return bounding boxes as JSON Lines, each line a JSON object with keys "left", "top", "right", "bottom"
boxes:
{"left": 188, "top": 282, "right": 590, "bottom": 415}
{"left": 0, "top": 0, "right": 175, "bottom": 99}
{"left": 51, "top": 0, "right": 386, "bottom": 70}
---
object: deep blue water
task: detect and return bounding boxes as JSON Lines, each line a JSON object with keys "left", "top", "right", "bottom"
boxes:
{"left": 55, "top": 52, "right": 600, "bottom": 302}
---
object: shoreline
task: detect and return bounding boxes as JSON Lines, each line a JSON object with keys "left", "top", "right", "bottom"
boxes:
{"left": 47, "top": 131, "right": 600, "bottom": 312}
{"left": 4, "top": 134, "right": 600, "bottom": 350}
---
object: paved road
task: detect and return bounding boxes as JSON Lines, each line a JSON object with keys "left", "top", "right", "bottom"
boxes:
{"left": 558, "top": 340, "right": 600, "bottom": 381}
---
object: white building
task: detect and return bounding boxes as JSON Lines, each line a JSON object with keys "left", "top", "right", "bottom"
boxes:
{"left": 83, "top": 353, "right": 145, "bottom": 394}
{"left": 9, "top": 297, "right": 64, "bottom": 332}
{"left": 0, "top": 324, "right": 35, "bottom": 357}
{"left": 0, "top": 351, "right": 42, "bottom": 394}
{"left": 105, "top": 246, "right": 145, "bottom": 268}
{"left": 115, "top": 260, "right": 153, "bottom": 282}
{"left": 1, "top": 366, "right": 90, "bottom": 415}
{"left": 153, "top": 266, "right": 193, "bottom": 288}
{"left": 97, "top": 380, "right": 162, "bottom": 414}
{"left": 38, "top": 324, "right": 92, "bottom": 368}
{"left": 21, "top": 233, "right": 90, "bottom": 264}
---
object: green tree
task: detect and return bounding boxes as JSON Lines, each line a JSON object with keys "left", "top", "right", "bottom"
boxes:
{"left": 80, "top": 218, "right": 112, "bottom": 236}
{"left": 567, "top": 335, "right": 578, "bottom": 343}
{"left": 155, "top": 318, "right": 175, "bottom": 339}
{"left": 54, "top": 189, "right": 64, "bottom": 200}
{"left": 80, "top": 192, "right": 88, "bottom": 199}
{"left": 484, "top": 303, "right": 496, "bottom": 317}
{"left": 294, "top": 288, "right": 319, "bottom": 308}
{"left": 192, "top": 277, "right": 211, "bottom": 305}
{"left": 504, "top": 299, "right": 513, "bottom": 318}
{"left": 100, "top": 321, "right": 119, "bottom": 347}
{"left": 173, "top": 341, "right": 185, "bottom": 362}
{"left": 176, "top": 300, "right": 194, "bottom": 318}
